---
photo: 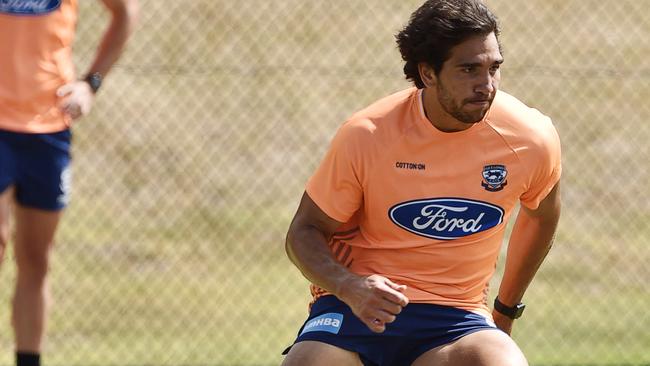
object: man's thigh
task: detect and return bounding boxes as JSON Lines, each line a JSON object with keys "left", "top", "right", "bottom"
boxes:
{"left": 282, "top": 341, "right": 363, "bottom": 366}
{"left": 412, "top": 329, "right": 528, "bottom": 366}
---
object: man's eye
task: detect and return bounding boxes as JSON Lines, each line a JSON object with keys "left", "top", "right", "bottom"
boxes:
{"left": 462, "top": 67, "right": 474, "bottom": 73}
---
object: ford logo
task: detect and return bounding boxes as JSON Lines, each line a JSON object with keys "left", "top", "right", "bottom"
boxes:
{"left": 389, "top": 198, "right": 504, "bottom": 240}
{"left": 0, "top": 0, "right": 62, "bottom": 15}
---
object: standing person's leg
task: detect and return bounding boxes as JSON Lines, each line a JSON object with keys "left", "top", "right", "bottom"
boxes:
{"left": 12, "top": 206, "right": 63, "bottom": 355}
{"left": 10, "top": 129, "right": 72, "bottom": 366}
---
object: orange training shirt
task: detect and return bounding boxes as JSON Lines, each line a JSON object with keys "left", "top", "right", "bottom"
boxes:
{"left": 306, "top": 87, "right": 561, "bottom": 317}
{"left": 0, "top": 0, "right": 78, "bottom": 133}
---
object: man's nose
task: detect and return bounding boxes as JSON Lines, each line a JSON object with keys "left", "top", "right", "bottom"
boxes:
{"left": 474, "top": 74, "right": 496, "bottom": 95}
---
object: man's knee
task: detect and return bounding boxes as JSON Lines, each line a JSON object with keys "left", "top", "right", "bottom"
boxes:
{"left": 15, "top": 251, "right": 51, "bottom": 281}
{"left": 13, "top": 205, "right": 61, "bottom": 280}
{"left": 15, "top": 238, "right": 52, "bottom": 282}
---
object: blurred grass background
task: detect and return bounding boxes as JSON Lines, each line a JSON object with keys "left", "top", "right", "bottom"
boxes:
{"left": 0, "top": 0, "right": 649, "bottom": 365}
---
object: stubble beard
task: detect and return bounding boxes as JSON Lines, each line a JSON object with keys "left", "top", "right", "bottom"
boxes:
{"left": 436, "top": 83, "right": 493, "bottom": 124}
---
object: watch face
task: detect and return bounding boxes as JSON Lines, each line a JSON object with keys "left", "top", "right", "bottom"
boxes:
{"left": 514, "top": 304, "right": 526, "bottom": 318}
{"left": 85, "top": 73, "right": 102, "bottom": 92}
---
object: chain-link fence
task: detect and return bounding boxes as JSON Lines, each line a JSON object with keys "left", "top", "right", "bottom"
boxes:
{"left": 1, "top": 0, "right": 649, "bottom": 365}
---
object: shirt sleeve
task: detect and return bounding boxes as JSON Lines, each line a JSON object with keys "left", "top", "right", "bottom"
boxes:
{"left": 519, "top": 117, "right": 562, "bottom": 210}
{"left": 305, "top": 120, "right": 368, "bottom": 223}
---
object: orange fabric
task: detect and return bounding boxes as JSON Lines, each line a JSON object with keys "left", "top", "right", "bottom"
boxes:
{"left": 0, "top": 0, "right": 78, "bottom": 133}
{"left": 306, "top": 88, "right": 561, "bottom": 316}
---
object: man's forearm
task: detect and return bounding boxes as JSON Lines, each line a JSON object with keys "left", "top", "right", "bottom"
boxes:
{"left": 87, "top": 1, "right": 138, "bottom": 77}
{"left": 498, "top": 207, "right": 560, "bottom": 306}
{"left": 285, "top": 226, "right": 360, "bottom": 299}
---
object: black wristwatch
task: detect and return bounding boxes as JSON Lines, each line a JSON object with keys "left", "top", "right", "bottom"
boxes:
{"left": 83, "top": 72, "right": 103, "bottom": 93}
{"left": 494, "top": 297, "right": 525, "bottom": 319}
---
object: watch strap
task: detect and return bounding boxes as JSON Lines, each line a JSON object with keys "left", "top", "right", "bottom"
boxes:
{"left": 494, "top": 297, "right": 525, "bottom": 319}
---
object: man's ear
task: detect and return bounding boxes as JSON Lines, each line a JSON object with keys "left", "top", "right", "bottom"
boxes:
{"left": 418, "top": 63, "right": 437, "bottom": 88}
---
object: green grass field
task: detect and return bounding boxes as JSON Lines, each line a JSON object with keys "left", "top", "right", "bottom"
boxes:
{"left": 0, "top": 0, "right": 649, "bottom": 365}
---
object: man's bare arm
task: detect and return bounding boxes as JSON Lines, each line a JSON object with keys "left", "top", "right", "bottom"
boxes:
{"left": 90, "top": 0, "right": 139, "bottom": 77}
{"left": 58, "top": 0, "right": 138, "bottom": 119}
{"left": 286, "top": 192, "right": 409, "bottom": 333}
{"left": 493, "top": 181, "right": 561, "bottom": 334}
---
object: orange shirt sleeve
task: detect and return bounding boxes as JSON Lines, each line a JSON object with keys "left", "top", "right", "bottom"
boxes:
{"left": 306, "top": 120, "right": 370, "bottom": 223}
{"left": 519, "top": 116, "right": 562, "bottom": 209}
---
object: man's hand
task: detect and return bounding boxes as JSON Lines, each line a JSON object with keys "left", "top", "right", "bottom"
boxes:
{"left": 492, "top": 309, "right": 514, "bottom": 335}
{"left": 338, "top": 274, "right": 409, "bottom": 333}
{"left": 57, "top": 81, "right": 95, "bottom": 121}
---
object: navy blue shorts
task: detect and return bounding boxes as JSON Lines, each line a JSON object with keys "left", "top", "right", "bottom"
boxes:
{"left": 0, "top": 129, "right": 72, "bottom": 211}
{"left": 283, "top": 295, "right": 499, "bottom": 366}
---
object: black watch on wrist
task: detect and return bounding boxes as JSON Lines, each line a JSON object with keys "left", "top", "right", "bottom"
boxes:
{"left": 83, "top": 72, "right": 102, "bottom": 93}
{"left": 494, "top": 297, "right": 525, "bottom": 319}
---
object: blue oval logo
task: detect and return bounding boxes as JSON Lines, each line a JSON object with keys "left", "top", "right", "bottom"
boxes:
{"left": 389, "top": 198, "right": 504, "bottom": 240}
{"left": 0, "top": 0, "right": 61, "bottom": 15}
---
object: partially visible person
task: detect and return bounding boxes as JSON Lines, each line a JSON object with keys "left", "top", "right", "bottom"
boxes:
{"left": 282, "top": 0, "right": 561, "bottom": 365}
{"left": 0, "top": 1, "right": 138, "bottom": 365}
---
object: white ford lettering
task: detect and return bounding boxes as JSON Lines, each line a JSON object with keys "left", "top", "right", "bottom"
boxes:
{"left": 413, "top": 205, "right": 484, "bottom": 233}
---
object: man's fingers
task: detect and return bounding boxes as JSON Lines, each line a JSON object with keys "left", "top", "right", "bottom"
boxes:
{"left": 379, "top": 286, "right": 409, "bottom": 307}
{"left": 365, "top": 317, "right": 386, "bottom": 333}
{"left": 60, "top": 101, "right": 81, "bottom": 119}
{"left": 56, "top": 82, "right": 93, "bottom": 120}
{"left": 385, "top": 278, "right": 407, "bottom": 292}
{"left": 380, "top": 299, "right": 403, "bottom": 316}
{"left": 60, "top": 101, "right": 71, "bottom": 115}
{"left": 364, "top": 309, "right": 400, "bottom": 333}
{"left": 367, "top": 320, "right": 385, "bottom": 333}
{"left": 56, "top": 83, "right": 74, "bottom": 97}
{"left": 372, "top": 310, "right": 396, "bottom": 325}
{"left": 367, "top": 276, "right": 409, "bottom": 306}
{"left": 353, "top": 275, "right": 410, "bottom": 333}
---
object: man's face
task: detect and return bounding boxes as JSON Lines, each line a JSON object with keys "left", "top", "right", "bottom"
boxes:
{"left": 435, "top": 32, "right": 503, "bottom": 124}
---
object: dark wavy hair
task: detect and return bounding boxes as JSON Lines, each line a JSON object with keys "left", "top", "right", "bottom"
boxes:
{"left": 396, "top": 0, "right": 501, "bottom": 88}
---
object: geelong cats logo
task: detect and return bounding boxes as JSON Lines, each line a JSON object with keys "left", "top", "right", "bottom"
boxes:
{"left": 481, "top": 164, "right": 508, "bottom": 192}
{"left": 389, "top": 198, "right": 504, "bottom": 240}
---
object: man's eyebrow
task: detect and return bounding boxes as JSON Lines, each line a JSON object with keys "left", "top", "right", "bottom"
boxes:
{"left": 456, "top": 62, "right": 482, "bottom": 68}
{"left": 456, "top": 59, "right": 504, "bottom": 68}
